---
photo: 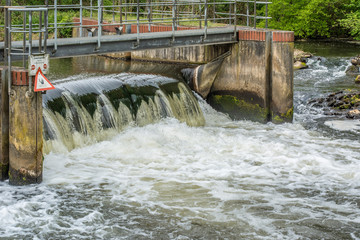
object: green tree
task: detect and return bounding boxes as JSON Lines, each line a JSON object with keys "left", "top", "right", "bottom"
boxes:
{"left": 268, "top": 0, "right": 354, "bottom": 39}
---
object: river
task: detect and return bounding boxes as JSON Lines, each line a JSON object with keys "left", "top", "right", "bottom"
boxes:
{"left": 1, "top": 42, "right": 360, "bottom": 239}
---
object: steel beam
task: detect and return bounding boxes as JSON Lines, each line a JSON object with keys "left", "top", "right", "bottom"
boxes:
{"left": 0, "top": 28, "right": 237, "bottom": 61}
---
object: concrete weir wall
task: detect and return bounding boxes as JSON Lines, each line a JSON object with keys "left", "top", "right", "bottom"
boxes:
{"left": 208, "top": 29, "right": 294, "bottom": 123}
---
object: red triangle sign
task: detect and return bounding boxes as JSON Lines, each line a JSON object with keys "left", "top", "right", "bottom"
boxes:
{"left": 34, "top": 68, "right": 55, "bottom": 92}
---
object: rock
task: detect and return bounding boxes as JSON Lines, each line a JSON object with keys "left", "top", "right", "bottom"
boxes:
{"left": 294, "top": 61, "right": 308, "bottom": 70}
{"left": 294, "top": 49, "right": 313, "bottom": 61}
{"left": 351, "top": 57, "right": 360, "bottom": 66}
{"left": 346, "top": 109, "right": 360, "bottom": 119}
{"left": 355, "top": 75, "right": 360, "bottom": 84}
{"left": 345, "top": 65, "right": 360, "bottom": 76}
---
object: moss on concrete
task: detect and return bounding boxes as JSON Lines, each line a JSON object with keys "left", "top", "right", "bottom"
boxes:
{"left": 271, "top": 107, "right": 293, "bottom": 124}
{"left": 208, "top": 94, "right": 268, "bottom": 123}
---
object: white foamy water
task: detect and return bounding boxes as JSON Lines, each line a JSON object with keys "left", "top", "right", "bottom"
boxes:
{"left": 1, "top": 101, "right": 360, "bottom": 239}
{"left": 1, "top": 54, "right": 360, "bottom": 239}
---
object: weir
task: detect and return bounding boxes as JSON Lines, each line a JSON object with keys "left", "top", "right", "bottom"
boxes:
{"left": 0, "top": 1, "right": 293, "bottom": 185}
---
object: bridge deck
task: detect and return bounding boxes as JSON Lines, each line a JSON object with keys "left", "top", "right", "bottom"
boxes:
{"left": 0, "top": 27, "right": 238, "bottom": 61}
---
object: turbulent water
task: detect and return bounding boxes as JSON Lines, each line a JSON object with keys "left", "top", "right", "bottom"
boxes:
{"left": 1, "top": 49, "right": 360, "bottom": 239}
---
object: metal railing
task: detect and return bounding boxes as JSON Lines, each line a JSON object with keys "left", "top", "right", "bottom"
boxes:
{"left": 1, "top": 1, "right": 271, "bottom": 43}
{"left": 0, "top": 0, "right": 271, "bottom": 91}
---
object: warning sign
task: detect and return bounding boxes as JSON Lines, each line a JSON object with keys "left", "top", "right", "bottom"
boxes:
{"left": 28, "top": 54, "right": 49, "bottom": 76}
{"left": 34, "top": 68, "right": 55, "bottom": 92}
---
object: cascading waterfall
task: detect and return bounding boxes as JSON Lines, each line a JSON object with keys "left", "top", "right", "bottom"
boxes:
{"left": 43, "top": 73, "right": 205, "bottom": 153}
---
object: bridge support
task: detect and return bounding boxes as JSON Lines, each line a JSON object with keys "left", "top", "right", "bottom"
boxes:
{"left": 207, "top": 29, "right": 294, "bottom": 123}
{"left": 8, "top": 69, "right": 43, "bottom": 185}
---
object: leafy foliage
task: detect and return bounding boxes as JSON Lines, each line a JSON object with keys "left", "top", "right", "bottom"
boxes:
{"left": 267, "top": 0, "right": 359, "bottom": 39}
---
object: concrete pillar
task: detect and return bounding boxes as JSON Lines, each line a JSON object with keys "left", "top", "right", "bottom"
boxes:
{"left": 209, "top": 29, "right": 271, "bottom": 123}
{"left": 271, "top": 31, "right": 294, "bottom": 123}
{"left": 207, "top": 29, "right": 294, "bottom": 123}
{"left": 9, "top": 68, "right": 43, "bottom": 185}
{"left": 0, "top": 67, "right": 9, "bottom": 181}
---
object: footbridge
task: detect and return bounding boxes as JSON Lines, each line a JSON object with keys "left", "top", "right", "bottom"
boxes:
{"left": 0, "top": 0, "right": 294, "bottom": 185}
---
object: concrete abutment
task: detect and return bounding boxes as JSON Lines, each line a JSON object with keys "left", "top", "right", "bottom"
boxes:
{"left": 0, "top": 68, "right": 43, "bottom": 185}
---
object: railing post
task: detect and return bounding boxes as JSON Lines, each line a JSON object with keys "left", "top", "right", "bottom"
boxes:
{"left": 233, "top": 0, "right": 236, "bottom": 39}
{"left": 136, "top": 0, "right": 140, "bottom": 45}
{"left": 90, "top": 0, "right": 93, "bottom": 18}
{"left": 97, "top": 0, "right": 103, "bottom": 50}
{"left": 119, "top": 0, "right": 123, "bottom": 24}
{"left": 54, "top": 0, "right": 58, "bottom": 52}
{"left": 204, "top": 0, "right": 208, "bottom": 40}
{"left": 254, "top": 0, "right": 257, "bottom": 29}
{"left": 246, "top": 0, "right": 249, "bottom": 27}
{"left": 172, "top": 0, "right": 176, "bottom": 42}
{"left": 213, "top": 0, "right": 216, "bottom": 23}
{"left": 80, "top": 0, "right": 83, "bottom": 36}
{"left": 265, "top": 0, "right": 268, "bottom": 28}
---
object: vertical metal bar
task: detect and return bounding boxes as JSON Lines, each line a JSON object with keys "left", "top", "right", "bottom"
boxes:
{"left": 233, "top": 0, "right": 236, "bottom": 39}
{"left": 199, "top": 1, "right": 202, "bottom": 29}
{"left": 39, "top": 11, "right": 42, "bottom": 52}
{"left": 213, "top": 0, "right": 216, "bottom": 23}
{"left": 113, "top": 0, "right": 115, "bottom": 22}
{"left": 97, "top": 0, "right": 102, "bottom": 49}
{"left": 125, "top": 0, "right": 127, "bottom": 21}
{"left": 265, "top": 0, "right": 268, "bottom": 28}
{"left": 28, "top": 11, "right": 32, "bottom": 92}
{"left": 136, "top": 0, "right": 140, "bottom": 45}
{"left": 120, "top": 0, "right": 122, "bottom": 24}
{"left": 7, "top": 9, "right": 11, "bottom": 95}
{"left": 80, "top": 0, "right": 83, "bottom": 36}
{"left": 22, "top": 11, "right": 26, "bottom": 68}
{"left": 246, "top": 0, "right": 249, "bottom": 27}
{"left": 175, "top": 0, "right": 178, "bottom": 30}
{"left": 54, "top": 0, "right": 57, "bottom": 51}
{"left": 228, "top": 1, "right": 231, "bottom": 26}
{"left": 254, "top": 0, "right": 256, "bottom": 29}
{"left": 204, "top": 0, "right": 208, "bottom": 40}
{"left": 172, "top": 0, "right": 175, "bottom": 42}
{"left": 44, "top": 9, "right": 48, "bottom": 53}
{"left": 90, "top": 0, "right": 93, "bottom": 18}
{"left": 147, "top": 0, "right": 151, "bottom": 32}
{"left": 4, "top": 7, "right": 8, "bottom": 68}
{"left": 45, "top": 0, "right": 48, "bottom": 52}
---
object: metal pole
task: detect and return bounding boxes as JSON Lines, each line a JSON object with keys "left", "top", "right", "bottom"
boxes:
{"left": 199, "top": 2, "right": 201, "bottom": 29}
{"left": 172, "top": 0, "right": 175, "bottom": 42}
{"left": 246, "top": 0, "right": 249, "bottom": 27}
{"left": 113, "top": 0, "right": 115, "bottom": 22}
{"left": 213, "top": 0, "right": 215, "bottom": 23}
{"left": 125, "top": 0, "right": 127, "bottom": 21}
{"left": 90, "top": 0, "right": 93, "bottom": 18}
{"left": 204, "top": 0, "right": 208, "bottom": 40}
{"left": 136, "top": 0, "right": 140, "bottom": 45}
{"left": 44, "top": 9, "right": 48, "bottom": 53}
{"left": 119, "top": 0, "right": 122, "bottom": 24}
{"left": 28, "top": 11, "right": 32, "bottom": 92}
{"left": 39, "top": 11, "right": 42, "bottom": 52}
{"left": 265, "top": 0, "right": 268, "bottom": 28}
{"left": 45, "top": 0, "right": 48, "bottom": 52}
{"left": 228, "top": 1, "right": 231, "bottom": 26}
{"left": 22, "top": 11, "right": 26, "bottom": 68}
{"left": 147, "top": 0, "right": 151, "bottom": 32}
{"left": 254, "top": 0, "right": 256, "bottom": 29}
{"left": 234, "top": 0, "right": 236, "bottom": 39}
{"left": 7, "top": 9, "right": 11, "bottom": 95}
{"left": 54, "top": 0, "right": 57, "bottom": 51}
{"left": 97, "top": 0, "right": 102, "bottom": 50}
{"left": 80, "top": 0, "right": 83, "bottom": 36}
